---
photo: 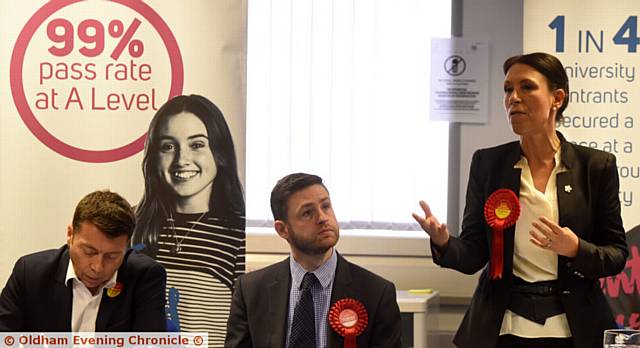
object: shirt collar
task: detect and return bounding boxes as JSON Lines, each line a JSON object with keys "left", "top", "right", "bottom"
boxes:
{"left": 289, "top": 248, "right": 338, "bottom": 290}
{"left": 65, "top": 258, "right": 118, "bottom": 290}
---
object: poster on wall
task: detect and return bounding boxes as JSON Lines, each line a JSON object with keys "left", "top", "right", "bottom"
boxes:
{"left": 430, "top": 38, "right": 489, "bottom": 123}
{"left": 0, "top": 0, "right": 246, "bottom": 344}
{"left": 524, "top": 0, "right": 639, "bottom": 328}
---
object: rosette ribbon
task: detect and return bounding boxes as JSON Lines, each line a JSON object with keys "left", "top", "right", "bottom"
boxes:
{"left": 329, "top": 298, "right": 368, "bottom": 348}
{"left": 484, "top": 189, "right": 520, "bottom": 279}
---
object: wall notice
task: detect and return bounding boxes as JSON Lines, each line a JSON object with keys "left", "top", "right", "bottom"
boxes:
{"left": 430, "top": 38, "right": 489, "bottom": 123}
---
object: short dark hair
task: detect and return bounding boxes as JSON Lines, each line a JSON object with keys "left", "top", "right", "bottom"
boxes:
{"left": 73, "top": 190, "right": 136, "bottom": 239}
{"left": 270, "top": 173, "right": 326, "bottom": 221}
{"left": 503, "top": 52, "right": 569, "bottom": 121}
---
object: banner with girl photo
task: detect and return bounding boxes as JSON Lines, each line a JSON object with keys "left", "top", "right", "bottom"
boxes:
{"left": 0, "top": 0, "right": 246, "bottom": 345}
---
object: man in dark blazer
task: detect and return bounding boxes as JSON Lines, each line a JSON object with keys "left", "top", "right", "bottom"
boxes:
{"left": 225, "top": 173, "right": 402, "bottom": 348}
{"left": 0, "top": 190, "right": 167, "bottom": 332}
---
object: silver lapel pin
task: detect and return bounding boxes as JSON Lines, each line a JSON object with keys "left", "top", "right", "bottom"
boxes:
{"left": 564, "top": 185, "right": 572, "bottom": 193}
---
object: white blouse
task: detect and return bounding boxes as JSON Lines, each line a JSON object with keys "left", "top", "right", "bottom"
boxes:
{"left": 499, "top": 148, "right": 572, "bottom": 338}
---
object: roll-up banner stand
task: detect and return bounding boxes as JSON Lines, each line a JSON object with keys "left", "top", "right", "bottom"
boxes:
{"left": 1, "top": 0, "right": 246, "bottom": 342}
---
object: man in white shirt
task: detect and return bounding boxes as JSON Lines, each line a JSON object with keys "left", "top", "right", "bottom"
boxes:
{"left": 0, "top": 190, "right": 167, "bottom": 331}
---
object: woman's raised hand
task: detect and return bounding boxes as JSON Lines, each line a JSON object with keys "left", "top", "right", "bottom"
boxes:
{"left": 412, "top": 200, "right": 450, "bottom": 248}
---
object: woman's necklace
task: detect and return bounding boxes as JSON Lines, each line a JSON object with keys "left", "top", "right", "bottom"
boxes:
{"left": 169, "top": 211, "right": 207, "bottom": 254}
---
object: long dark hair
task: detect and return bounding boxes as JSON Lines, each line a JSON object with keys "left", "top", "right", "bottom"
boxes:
{"left": 132, "top": 95, "right": 244, "bottom": 255}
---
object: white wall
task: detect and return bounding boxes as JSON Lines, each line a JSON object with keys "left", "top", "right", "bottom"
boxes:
{"left": 458, "top": 0, "right": 524, "bottom": 223}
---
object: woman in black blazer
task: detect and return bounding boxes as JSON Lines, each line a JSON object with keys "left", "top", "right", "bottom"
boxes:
{"left": 413, "top": 52, "right": 628, "bottom": 348}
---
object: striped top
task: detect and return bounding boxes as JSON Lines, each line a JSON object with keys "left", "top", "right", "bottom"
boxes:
{"left": 156, "top": 212, "right": 245, "bottom": 348}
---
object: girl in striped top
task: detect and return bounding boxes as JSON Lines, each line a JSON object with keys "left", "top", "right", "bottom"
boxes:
{"left": 132, "top": 95, "right": 245, "bottom": 347}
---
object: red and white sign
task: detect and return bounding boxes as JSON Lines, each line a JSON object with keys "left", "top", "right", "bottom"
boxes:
{"left": 11, "top": 0, "right": 183, "bottom": 163}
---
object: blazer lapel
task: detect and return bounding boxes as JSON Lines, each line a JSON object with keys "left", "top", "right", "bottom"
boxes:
{"left": 555, "top": 133, "right": 583, "bottom": 281}
{"left": 95, "top": 291, "right": 116, "bottom": 331}
{"left": 52, "top": 247, "right": 73, "bottom": 331}
{"left": 269, "top": 258, "right": 291, "bottom": 348}
{"left": 329, "top": 253, "right": 354, "bottom": 304}
{"left": 328, "top": 254, "right": 353, "bottom": 348}
{"left": 95, "top": 249, "right": 135, "bottom": 331}
{"left": 556, "top": 172, "right": 576, "bottom": 230}
{"left": 556, "top": 132, "right": 579, "bottom": 232}
{"left": 502, "top": 143, "right": 522, "bottom": 194}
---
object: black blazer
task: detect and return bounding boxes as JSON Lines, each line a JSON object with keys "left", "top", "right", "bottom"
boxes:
{"left": 435, "top": 133, "right": 628, "bottom": 348}
{"left": 0, "top": 245, "right": 167, "bottom": 331}
{"left": 225, "top": 252, "right": 402, "bottom": 348}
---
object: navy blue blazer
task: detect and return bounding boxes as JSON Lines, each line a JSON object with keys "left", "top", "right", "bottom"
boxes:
{"left": 0, "top": 245, "right": 167, "bottom": 331}
{"left": 224, "top": 252, "right": 402, "bottom": 348}
{"left": 435, "top": 133, "right": 628, "bottom": 348}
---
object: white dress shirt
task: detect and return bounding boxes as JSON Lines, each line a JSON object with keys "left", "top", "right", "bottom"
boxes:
{"left": 65, "top": 261, "right": 118, "bottom": 332}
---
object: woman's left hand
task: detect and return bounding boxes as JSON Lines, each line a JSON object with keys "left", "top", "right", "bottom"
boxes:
{"left": 530, "top": 216, "right": 579, "bottom": 258}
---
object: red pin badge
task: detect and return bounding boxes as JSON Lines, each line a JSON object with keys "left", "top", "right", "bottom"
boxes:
{"left": 484, "top": 189, "right": 520, "bottom": 279}
{"left": 107, "top": 282, "right": 123, "bottom": 298}
{"left": 329, "top": 298, "right": 368, "bottom": 348}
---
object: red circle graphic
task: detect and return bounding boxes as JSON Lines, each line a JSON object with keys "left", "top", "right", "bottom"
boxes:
{"left": 10, "top": 0, "right": 183, "bottom": 163}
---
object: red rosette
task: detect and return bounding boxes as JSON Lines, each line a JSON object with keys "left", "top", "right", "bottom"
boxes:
{"left": 329, "top": 298, "right": 368, "bottom": 348}
{"left": 484, "top": 189, "right": 520, "bottom": 279}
